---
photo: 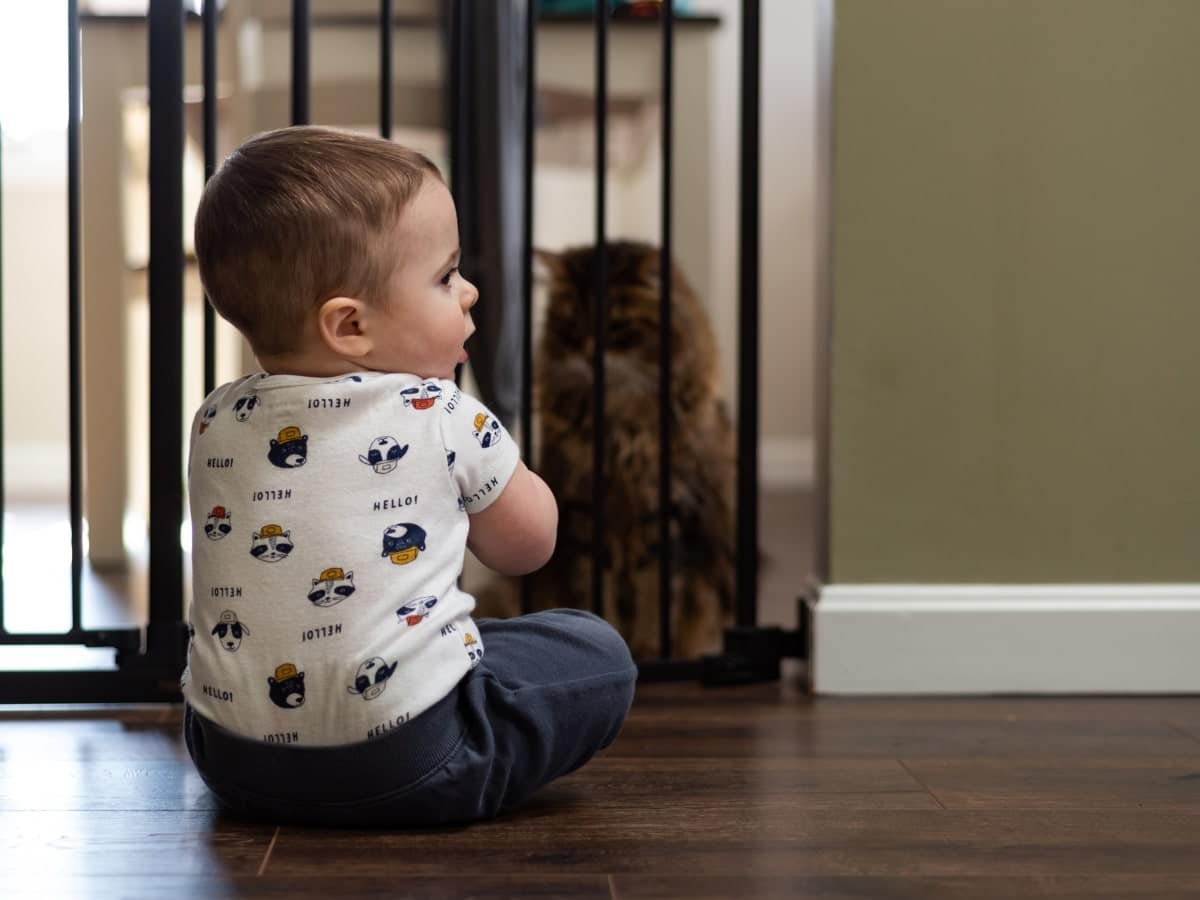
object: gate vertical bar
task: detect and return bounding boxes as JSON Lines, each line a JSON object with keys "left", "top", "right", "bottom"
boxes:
{"left": 657, "top": 0, "right": 674, "bottom": 659}
{"left": 292, "top": 0, "right": 311, "bottom": 126}
{"left": 68, "top": 0, "right": 84, "bottom": 634}
{"left": 203, "top": 0, "right": 218, "bottom": 395}
{"left": 147, "top": 0, "right": 185, "bottom": 660}
{"left": 813, "top": 0, "right": 833, "bottom": 584}
{"left": 735, "top": 0, "right": 761, "bottom": 627}
{"left": 0, "top": 40, "right": 5, "bottom": 632}
{"left": 591, "top": 0, "right": 608, "bottom": 618}
{"left": 380, "top": 0, "right": 392, "bottom": 138}
{"left": 519, "top": 0, "right": 536, "bottom": 616}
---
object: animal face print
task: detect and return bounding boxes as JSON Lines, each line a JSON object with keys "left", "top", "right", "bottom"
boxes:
{"left": 198, "top": 405, "right": 218, "bottom": 434}
{"left": 347, "top": 657, "right": 398, "bottom": 701}
{"left": 308, "top": 567, "right": 356, "bottom": 608}
{"left": 204, "top": 506, "right": 231, "bottom": 541}
{"left": 401, "top": 381, "right": 442, "bottom": 411}
{"left": 472, "top": 412, "right": 502, "bottom": 448}
{"left": 250, "top": 524, "right": 294, "bottom": 562}
{"left": 381, "top": 523, "right": 427, "bottom": 565}
{"left": 464, "top": 632, "right": 484, "bottom": 667}
{"left": 268, "top": 425, "right": 309, "bottom": 469}
{"left": 211, "top": 610, "right": 250, "bottom": 651}
{"left": 232, "top": 391, "right": 260, "bottom": 422}
{"left": 267, "top": 663, "right": 305, "bottom": 708}
{"left": 396, "top": 596, "right": 438, "bottom": 627}
{"left": 359, "top": 436, "right": 408, "bottom": 475}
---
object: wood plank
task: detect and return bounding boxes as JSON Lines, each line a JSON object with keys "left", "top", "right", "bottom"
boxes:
{"left": 611, "top": 875, "right": 1200, "bottom": 900}
{"left": 263, "top": 811, "right": 1200, "bottom": 877}
{"left": 2, "top": 875, "right": 613, "bottom": 900}
{"left": 0, "top": 759, "right": 218, "bottom": 812}
{"left": 577, "top": 756, "right": 940, "bottom": 811}
{"left": 901, "top": 757, "right": 1200, "bottom": 809}
{"left": 0, "top": 719, "right": 187, "bottom": 762}
{"left": 0, "top": 811, "right": 273, "bottom": 878}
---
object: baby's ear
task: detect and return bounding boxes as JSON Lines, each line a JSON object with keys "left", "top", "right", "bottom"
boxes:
{"left": 317, "top": 296, "right": 371, "bottom": 358}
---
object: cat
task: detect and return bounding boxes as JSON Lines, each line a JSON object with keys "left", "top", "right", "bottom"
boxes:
{"left": 527, "top": 241, "right": 738, "bottom": 660}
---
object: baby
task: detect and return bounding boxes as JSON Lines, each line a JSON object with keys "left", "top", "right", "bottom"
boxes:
{"left": 182, "top": 126, "right": 636, "bottom": 827}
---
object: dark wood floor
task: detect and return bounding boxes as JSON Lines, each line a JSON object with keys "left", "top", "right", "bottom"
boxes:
{"left": 3, "top": 680, "right": 1200, "bottom": 899}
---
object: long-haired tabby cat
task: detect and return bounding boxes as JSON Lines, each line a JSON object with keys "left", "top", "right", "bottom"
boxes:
{"left": 527, "top": 241, "right": 737, "bottom": 660}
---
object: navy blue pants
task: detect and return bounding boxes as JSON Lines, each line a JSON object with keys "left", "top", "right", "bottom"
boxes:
{"left": 183, "top": 609, "right": 638, "bottom": 827}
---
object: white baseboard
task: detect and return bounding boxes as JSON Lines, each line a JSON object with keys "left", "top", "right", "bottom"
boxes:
{"left": 814, "top": 584, "right": 1200, "bottom": 694}
{"left": 760, "top": 436, "right": 815, "bottom": 490}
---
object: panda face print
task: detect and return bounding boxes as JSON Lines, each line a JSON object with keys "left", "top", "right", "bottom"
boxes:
{"left": 381, "top": 523, "right": 427, "bottom": 565}
{"left": 401, "top": 381, "right": 442, "bottom": 411}
{"left": 307, "top": 568, "right": 356, "bottom": 608}
{"left": 347, "top": 657, "right": 398, "bottom": 701}
{"left": 198, "top": 405, "right": 218, "bottom": 434}
{"left": 358, "top": 436, "right": 408, "bottom": 475}
{"left": 267, "top": 663, "right": 305, "bottom": 709}
{"left": 472, "top": 412, "right": 502, "bottom": 448}
{"left": 204, "top": 506, "right": 231, "bottom": 541}
{"left": 396, "top": 596, "right": 438, "bottom": 627}
{"left": 232, "top": 391, "right": 260, "bottom": 422}
{"left": 250, "top": 525, "right": 294, "bottom": 563}
{"left": 268, "top": 426, "right": 309, "bottom": 469}
{"left": 211, "top": 611, "right": 250, "bottom": 652}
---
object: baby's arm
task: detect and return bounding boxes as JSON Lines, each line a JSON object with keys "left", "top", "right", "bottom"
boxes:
{"left": 466, "top": 461, "right": 558, "bottom": 576}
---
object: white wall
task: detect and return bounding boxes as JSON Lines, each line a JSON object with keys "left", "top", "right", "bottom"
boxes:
{"left": 1, "top": 133, "right": 71, "bottom": 500}
{"left": 693, "top": 0, "right": 819, "bottom": 486}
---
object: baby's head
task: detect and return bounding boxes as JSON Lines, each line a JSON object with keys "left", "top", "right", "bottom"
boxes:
{"left": 195, "top": 126, "right": 478, "bottom": 378}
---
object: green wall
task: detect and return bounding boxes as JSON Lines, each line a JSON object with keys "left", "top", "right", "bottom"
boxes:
{"left": 830, "top": 0, "right": 1200, "bottom": 582}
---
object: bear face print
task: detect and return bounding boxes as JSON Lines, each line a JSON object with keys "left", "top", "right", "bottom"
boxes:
{"left": 250, "top": 524, "right": 294, "bottom": 562}
{"left": 268, "top": 425, "right": 308, "bottom": 469}
{"left": 232, "top": 391, "right": 260, "bottom": 422}
{"left": 211, "top": 609, "right": 250, "bottom": 651}
{"left": 358, "top": 436, "right": 408, "bottom": 475}
{"left": 395, "top": 596, "right": 438, "bottom": 627}
{"left": 204, "top": 506, "right": 231, "bottom": 540}
{"left": 472, "top": 412, "right": 502, "bottom": 448}
{"left": 381, "top": 523, "right": 427, "bottom": 565}
{"left": 267, "top": 663, "right": 305, "bottom": 708}
{"left": 307, "top": 567, "right": 356, "bottom": 608}
{"left": 400, "top": 381, "right": 442, "bottom": 411}
{"left": 464, "top": 632, "right": 484, "bottom": 668}
{"left": 198, "top": 405, "right": 218, "bottom": 434}
{"left": 347, "top": 657, "right": 398, "bottom": 701}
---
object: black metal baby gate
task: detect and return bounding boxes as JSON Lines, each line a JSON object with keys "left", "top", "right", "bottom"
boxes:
{"left": 0, "top": 0, "right": 811, "bottom": 704}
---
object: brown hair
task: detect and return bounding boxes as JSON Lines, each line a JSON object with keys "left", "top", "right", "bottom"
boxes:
{"left": 194, "top": 126, "right": 442, "bottom": 356}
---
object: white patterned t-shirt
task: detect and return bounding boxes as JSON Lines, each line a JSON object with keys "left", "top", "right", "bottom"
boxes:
{"left": 181, "top": 371, "right": 519, "bottom": 746}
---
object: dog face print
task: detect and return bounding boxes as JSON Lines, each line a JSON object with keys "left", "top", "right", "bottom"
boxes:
{"left": 401, "top": 381, "right": 442, "bottom": 411}
{"left": 250, "top": 524, "right": 294, "bottom": 563}
{"left": 198, "top": 405, "right": 218, "bottom": 434}
{"left": 359, "top": 436, "right": 408, "bottom": 474}
{"left": 211, "top": 610, "right": 249, "bottom": 652}
{"left": 347, "top": 656, "right": 398, "bottom": 701}
{"left": 396, "top": 596, "right": 438, "bottom": 627}
{"left": 232, "top": 391, "right": 260, "bottom": 422}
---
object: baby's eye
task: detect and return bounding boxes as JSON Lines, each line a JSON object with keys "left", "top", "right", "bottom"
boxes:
{"left": 440, "top": 267, "right": 458, "bottom": 287}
